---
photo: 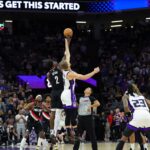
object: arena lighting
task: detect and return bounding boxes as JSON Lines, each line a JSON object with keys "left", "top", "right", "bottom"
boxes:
{"left": 131, "top": 26, "right": 134, "bottom": 28}
{"left": 5, "top": 20, "right": 13, "bottom": 23}
{"left": 146, "top": 17, "right": 150, "bottom": 20}
{"left": 76, "top": 21, "right": 87, "bottom": 24}
{"left": 111, "top": 24, "right": 122, "bottom": 28}
{"left": 111, "top": 20, "right": 123, "bottom": 23}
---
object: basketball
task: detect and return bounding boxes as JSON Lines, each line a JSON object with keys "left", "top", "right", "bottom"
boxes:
{"left": 63, "top": 28, "right": 73, "bottom": 38}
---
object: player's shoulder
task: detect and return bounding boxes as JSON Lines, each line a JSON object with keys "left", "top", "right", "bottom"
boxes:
{"left": 50, "top": 68, "right": 61, "bottom": 74}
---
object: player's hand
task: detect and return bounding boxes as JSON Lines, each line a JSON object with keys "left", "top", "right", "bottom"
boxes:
{"left": 93, "top": 67, "right": 100, "bottom": 74}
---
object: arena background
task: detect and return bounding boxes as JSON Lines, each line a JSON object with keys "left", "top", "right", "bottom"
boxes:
{"left": 0, "top": 0, "right": 150, "bottom": 149}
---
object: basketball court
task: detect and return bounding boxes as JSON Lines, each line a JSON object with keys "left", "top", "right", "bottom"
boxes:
{"left": 0, "top": 142, "right": 149, "bottom": 150}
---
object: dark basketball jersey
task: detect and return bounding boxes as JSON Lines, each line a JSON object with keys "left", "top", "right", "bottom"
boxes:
{"left": 48, "top": 68, "right": 64, "bottom": 91}
{"left": 42, "top": 104, "right": 51, "bottom": 120}
{"left": 29, "top": 104, "right": 42, "bottom": 121}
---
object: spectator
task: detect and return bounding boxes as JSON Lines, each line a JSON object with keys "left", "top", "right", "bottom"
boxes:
{"left": 113, "top": 108, "right": 121, "bottom": 141}
{"left": 15, "top": 109, "right": 26, "bottom": 142}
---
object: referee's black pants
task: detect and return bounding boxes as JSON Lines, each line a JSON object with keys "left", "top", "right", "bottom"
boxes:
{"left": 73, "top": 115, "right": 98, "bottom": 150}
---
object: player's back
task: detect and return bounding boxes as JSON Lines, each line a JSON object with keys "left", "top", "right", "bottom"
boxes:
{"left": 128, "top": 93, "right": 149, "bottom": 112}
{"left": 49, "top": 68, "right": 64, "bottom": 91}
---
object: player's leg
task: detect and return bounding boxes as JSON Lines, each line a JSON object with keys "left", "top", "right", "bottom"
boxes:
{"left": 139, "top": 132, "right": 148, "bottom": 150}
{"left": 36, "top": 130, "right": 50, "bottom": 150}
{"left": 50, "top": 110, "right": 56, "bottom": 135}
{"left": 51, "top": 91, "right": 63, "bottom": 136}
{"left": 64, "top": 109, "right": 71, "bottom": 142}
{"left": 36, "top": 131, "right": 45, "bottom": 150}
{"left": 129, "top": 133, "right": 136, "bottom": 150}
{"left": 116, "top": 127, "right": 135, "bottom": 150}
{"left": 42, "top": 119, "right": 50, "bottom": 140}
{"left": 53, "top": 90, "right": 63, "bottom": 136}
{"left": 54, "top": 109, "right": 63, "bottom": 136}
{"left": 70, "top": 109, "right": 78, "bottom": 140}
{"left": 36, "top": 122, "right": 49, "bottom": 150}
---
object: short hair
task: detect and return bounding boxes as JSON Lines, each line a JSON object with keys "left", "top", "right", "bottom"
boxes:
{"left": 35, "top": 95, "right": 42, "bottom": 101}
{"left": 59, "top": 60, "right": 69, "bottom": 70}
{"left": 85, "top": 87, "right": 93, "bottom": 94}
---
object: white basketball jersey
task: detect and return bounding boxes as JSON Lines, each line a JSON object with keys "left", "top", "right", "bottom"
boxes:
{"left": 61, "top": 70, "right": 76, "bottom": 107}
{"left": 128, "top": 93, "right": 149, "bottom": 112}
{"left": 63, "top": 70, "right": 75, "bottom": 90}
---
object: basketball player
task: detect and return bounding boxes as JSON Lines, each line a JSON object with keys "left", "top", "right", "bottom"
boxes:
{"left": 46, "top": 60, "right": 64, "bottom": 150}
{"left": 20, "top": 95, "right": 50, "bottom": 150}
{"left": 128, "top": 119, "right": 148, "bottom": 150}
{"left": 116, "top": 84, "right": 150, "bottom": 150}
{"left": 73, "top": 87, "right": 100, "bottom": 150}
{"left": 59, "top": 38, "right": 100, "bottom": 141}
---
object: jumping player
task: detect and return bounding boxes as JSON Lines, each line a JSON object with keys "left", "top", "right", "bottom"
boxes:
{"left": 116, "top": 84, "right": 150, "bottom": 150}
{"left": 47, "top": 60, "right": 64, "bottom": 137}
{"left": 59, "top": 38, "right": 100, "bottom": 141}
{"left": 20, "top": 95, "right": 50, "bottom": 150}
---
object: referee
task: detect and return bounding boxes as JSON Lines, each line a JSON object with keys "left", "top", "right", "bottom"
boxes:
{"left": 73, "top": 87, "right": 100, "bottom": 150}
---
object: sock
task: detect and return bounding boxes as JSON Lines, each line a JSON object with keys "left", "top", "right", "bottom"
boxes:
{"left": 144, "top": 143, "right": 148, "bottom": 150}
{"left": 20, "top": 137, "right": 26, "bottom": 150}
{"left": 116, "top": 141, "right": 125, "bottom": 150}
{"left": 130, "top": 143, "right": 135, "bottom": 150}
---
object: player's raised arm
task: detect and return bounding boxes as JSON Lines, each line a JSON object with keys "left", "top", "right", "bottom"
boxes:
{"left": 67, "top": 67, "right": 100, "bottom": 80}
{"left": 63, "top": 28, "right": 73, "bottom": 63}
{"left": 64, "top": 38, "right": 71, "bottom": 64}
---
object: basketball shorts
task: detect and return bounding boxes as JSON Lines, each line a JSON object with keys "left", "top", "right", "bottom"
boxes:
{"left": 61, "top": 89, "right": 76, "bottom": 107}
{"left": 127, "top": 110, "right": 150, "bottom": 131}
{"left": 51, "top": 90, "right": 63, "bottom": 109}
{"left": 27, "top": 117, "right": 43, "bottom": 135}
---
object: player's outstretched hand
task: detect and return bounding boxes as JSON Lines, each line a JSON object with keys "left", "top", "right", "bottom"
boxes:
{"left": 94, "top": 67, "right": 100, "bottom": 74}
